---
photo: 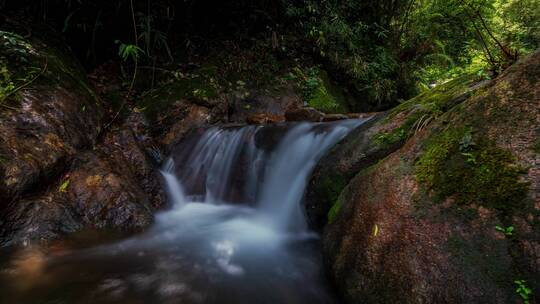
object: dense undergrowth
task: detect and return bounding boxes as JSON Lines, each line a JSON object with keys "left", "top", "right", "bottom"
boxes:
{"left": 0, "top": 0, "right": 539, "bottom": 112}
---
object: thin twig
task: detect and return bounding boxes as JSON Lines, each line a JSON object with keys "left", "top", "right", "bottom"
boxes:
{"left": 128, "top": 0, "right": 139, "bottom": 92}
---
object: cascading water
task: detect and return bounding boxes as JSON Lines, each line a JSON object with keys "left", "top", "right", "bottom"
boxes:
{"left": 0, "top": 119, "right": 367, "bottom": 304}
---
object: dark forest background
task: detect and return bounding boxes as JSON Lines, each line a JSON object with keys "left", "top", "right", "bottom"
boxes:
{"left": 1, "top": 0, "right": 539, "bottom": 110}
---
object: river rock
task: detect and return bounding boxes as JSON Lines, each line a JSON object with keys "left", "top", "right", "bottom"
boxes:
{"left": 285, "top": 107, "right": 324, "bottom": 122}
{"left": 161, "top": 103, "right": 212, "bottom": 146}
{"left": 0, "top": 194, "right": 82, "bottom": 246}
{"left": 229, "top": 89, "right": 301, "bottom": 123}
{"left": 322, "top": 114, "right": 349, "bottom": 122}
{"left": 0, "top": 117, "right": 165, "bottom": 246}
{"left": 321, "top": 50, "right": 540, "bottom": 303}
{"left": 246, "top": 113, "right": 284, "bottom": 124}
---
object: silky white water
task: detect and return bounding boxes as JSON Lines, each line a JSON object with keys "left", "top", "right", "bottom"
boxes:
{"left": 0, "top": 119, "right": 366, "bottom": 304}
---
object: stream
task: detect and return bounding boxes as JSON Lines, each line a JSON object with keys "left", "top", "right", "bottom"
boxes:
{"left": 0, "top": 119, "right": 366, "bottom": 304}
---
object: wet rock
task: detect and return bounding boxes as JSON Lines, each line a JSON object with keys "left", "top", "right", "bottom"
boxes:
{"left": 0, "top": 26, "right": 104, "bottom": 202}
{"left": 0, "top": 113, "right": 166, "bottom": 246}
{"left": 161, "top": 103, "right": 211, "bottom": 146}
{"left": 66, "top": 151, "right": 155, "bottom": 230}
{"left": 245, "top": 113, "right": 284, "bottom": 124}
{"left": 0, "top": 194, "right": 82, "bottom": 246}
{"left": 322, "top": 114, "right": 349, "bottom": 122}
{"left": 346, "top": 112, "right": 380, "bottom": 119}
{"left": 229, "top": 89, "right": 302, "bottom": 123}
{"left": 322, "top": 51, "right": 540, "bottom": 303}
{"left": 285, "top": 107, "right": 324, "bottom": 122}
{"left": 100, "top": 112, "right": 166, "bottom": 209}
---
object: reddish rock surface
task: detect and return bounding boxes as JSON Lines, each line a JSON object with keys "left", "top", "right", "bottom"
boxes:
{"left": 319, "top": 51, "right": 540, "bottom": 303}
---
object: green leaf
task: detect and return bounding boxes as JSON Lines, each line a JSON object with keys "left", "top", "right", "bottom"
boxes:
{"left": 58, "top": 179, "right": 70, "bottom": 193}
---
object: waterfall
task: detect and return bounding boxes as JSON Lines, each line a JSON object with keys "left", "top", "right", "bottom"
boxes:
{"left": 161, "top": 119, "right": 364, "bottom": 233}
{"left": 160, "top": 158, "right": 188, "bottom": 208}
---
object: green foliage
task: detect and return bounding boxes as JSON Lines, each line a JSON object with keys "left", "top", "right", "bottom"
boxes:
{"left": 137, "top": 12, "right": 172, "bottom": 61}
{"left": 138, "top": 67, "right": 220, "bottom": 120}
{"left": 117, "top": 42, "right": 144, "bottom": 62}
{"left": 0, "top": 63, "right": 15, "bottom": 101}
{"left": 0, "top": 31, "right": 41, "bottom": 104}
{"left": 284, "top": 0, "right": 411, "bottom": 109}
{"left": 284, "top": 0, "right": 539, "bottom": 109}
{"left": 415, "top": 127, "right": 529, "bottom": 217}
{"left": 514, "top": 280, "right": 532, "bottom": 304}
{"left": 58, "top": 179, "right": 70, "bottom": 193}
{"left": 495, "top": 225, "right": 514, "bottom": 236}
{"left": 288, "top": 66, "right": 348, "bottom": 113}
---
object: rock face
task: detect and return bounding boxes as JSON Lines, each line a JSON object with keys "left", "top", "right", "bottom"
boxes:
{"left": 229, "top": 90, "right": 301, "bottom": 123}
{"left": 0, "top": 112, "right": 166, "bottom": 246}
{"left": 306, "top": 73, "right": 487, "bottom": 230}
{"left": 313, "top": 51, "right": 540, "bottom": 303}
{"left": 0, "top": 26, "right": 164, "bottom": 246}
{"left": 0, "top": 28, "right": 104, "bottom": 202}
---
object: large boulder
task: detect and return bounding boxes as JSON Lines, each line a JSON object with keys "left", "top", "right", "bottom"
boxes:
{"left": 306, "top": 73, "right": 487, "bottom": 229}
{"left": 0, "top": 24, "right": 104, "bottom": 202}
{"left": 0, "top": 113, "right": 166, "bottom": 246}
{"left": 321, "top": 51, "right": 540, "bottom": 303}
{"left": 0, "top": 23, "right": 165, "bottom": 246}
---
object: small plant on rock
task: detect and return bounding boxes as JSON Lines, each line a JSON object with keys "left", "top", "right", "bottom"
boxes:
{"left": 514, "top": 279, "right": 532, "bottom": 304}
{"left": 495, "top": 225, "right": 514, "bottom": 236}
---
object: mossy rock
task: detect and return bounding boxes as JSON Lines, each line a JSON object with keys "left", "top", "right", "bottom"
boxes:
{"left": 0, "top": 25, "right": 99, "bottom": 108}
{"left": 305, "top": 74, "right": 487, "bottom": 230}
{"left": 138, "top": 69, "right": 221, "bottom": 122}
{"left": 374, "top": 73, "right": 487, "bottom": 150}
{"left": 415, "top": 127, "right": 529, "bottom": 220}
{"left": 322, "top": 50, "right": 540, "bottom": 304}
{"left": 307, "top": 70, "right": 350, "bottom": 114}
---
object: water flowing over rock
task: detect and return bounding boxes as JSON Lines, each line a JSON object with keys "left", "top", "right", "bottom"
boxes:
{"left": 0, "top": 119, "right": 367, "bottom": 303}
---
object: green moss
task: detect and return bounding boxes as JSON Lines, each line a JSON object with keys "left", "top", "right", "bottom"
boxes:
{"left": 415, "top": 127, "right": 529, "bottom": 218}
{"left": 0, "top": 31, "right": 41, "bottom": 104}
{"left": 328, "top": 196, "right": 343, "bottom": 224}
{"left": 138, "top": 70, "right": 220, "bottom": 121}
{"left": 374, "top": 74, "right": 482, "bottom": 149}
{"left": 390, "top": 74, "right": 481, "bottom": 119}
{"left": 308, "top": 71, "right": 349, "bottom": 114}
{"left": 0, "top": 29, "right": 100, "bottom": 108}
